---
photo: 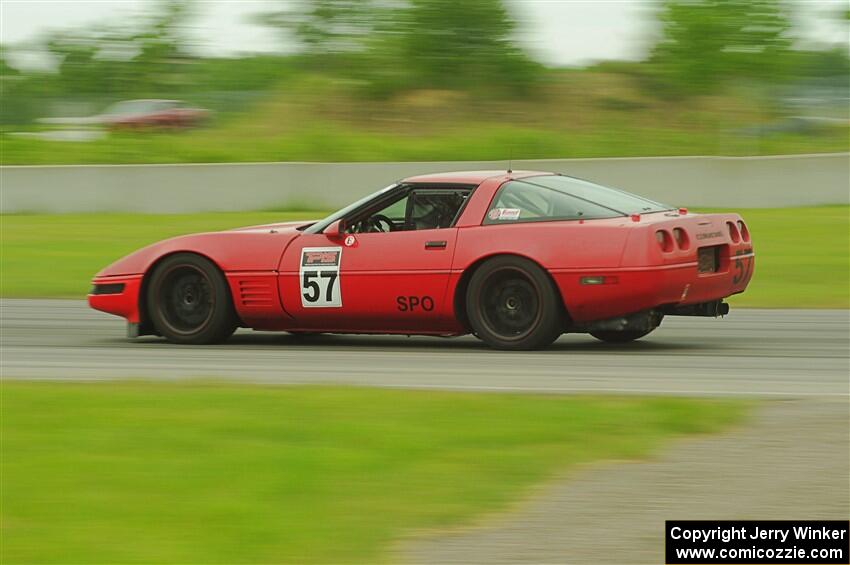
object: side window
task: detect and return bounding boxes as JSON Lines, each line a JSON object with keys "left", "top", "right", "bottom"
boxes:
{"left": 347, "top": 188, "right": 471, "bottom": 233}
{"left": 484, "top": 180, "right": 615, "bottom": 224}
{"left": 380, "top": 196, "right": 409, "bottom": 221}
{"left": 406, "top": 191, "right": 469, "bottom": 231}
{"left": 348, "top": 192, "right": 410, "bottom": 233}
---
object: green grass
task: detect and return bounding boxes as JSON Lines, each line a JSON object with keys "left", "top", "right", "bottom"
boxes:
{"left": 4, "top": 124, "right": 847, "bottom": 165}
{"left": 2, "top": 72, "right": 847, "bottom": 165}
{"left": 711, "top": 206, "right": 849, "bottom": 308}
{"left": 1, "top": 206, "right": 847, "bottom": 306}
{"left": 0, "top": 382, "right": 748, "bottom": 564}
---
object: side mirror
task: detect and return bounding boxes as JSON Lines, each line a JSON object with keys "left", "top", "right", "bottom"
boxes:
{"left": 326, "top": 219, "right": 345, "bottom": 239}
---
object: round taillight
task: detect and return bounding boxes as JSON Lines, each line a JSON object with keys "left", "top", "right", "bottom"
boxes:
{"left": 672, "top": 227, "right": 689, "bottom": 250}
{"left": 738, "top": 220, "right": 750, "bottom": 242}
{"left": 727, "top": 221, "right": 740, "bottom": 243}
{"left": 656, "top": 230, "right": 674, "bottom": 252}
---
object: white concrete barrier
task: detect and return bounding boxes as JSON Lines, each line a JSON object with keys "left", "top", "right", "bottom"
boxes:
{"left": 1, "top": 153, "right": 847, "bottom": 213}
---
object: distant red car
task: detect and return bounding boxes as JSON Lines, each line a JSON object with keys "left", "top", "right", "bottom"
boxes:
{"left": 38, "top": 99, "right": 209, "bottom": 131}
{"left": 89, "top": 171, "right": 754, "bottom": 350}
{"left": 101, "top": 99, "right": 208, "bottom": 130}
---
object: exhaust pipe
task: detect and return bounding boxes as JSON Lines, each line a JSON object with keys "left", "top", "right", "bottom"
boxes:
{"left": 663, "top": 300, "right": 729, "bottom": 317}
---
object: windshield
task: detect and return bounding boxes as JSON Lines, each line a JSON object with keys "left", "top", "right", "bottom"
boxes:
{"left": 305, "top": 184, "right": 399, "bottom": 234}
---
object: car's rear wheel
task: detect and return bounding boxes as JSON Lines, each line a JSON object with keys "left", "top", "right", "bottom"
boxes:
{"left": 589, "top": 327, "right": 656, "bottom": 343}
{"left": 146, "top": 253, "right": 237, "bottom": 344}
{"left": 466, "top": 256, "right": 563, "bottom": 350}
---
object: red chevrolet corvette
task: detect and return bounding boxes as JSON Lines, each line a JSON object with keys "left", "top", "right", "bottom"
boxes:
{"left": 89, "top": 170, "right": 754, "bottom": 350}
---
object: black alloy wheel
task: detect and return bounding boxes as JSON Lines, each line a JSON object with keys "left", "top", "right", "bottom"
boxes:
{"left": 466, "top": 256, "right": 563, "bottom": 350}
{"left": 146, "top": 253, "right": 237, "bottom": 344}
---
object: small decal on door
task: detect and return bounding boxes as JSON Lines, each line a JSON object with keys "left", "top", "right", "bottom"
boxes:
{"left": 300, "top": 247, "right": 342, "bottom": 308}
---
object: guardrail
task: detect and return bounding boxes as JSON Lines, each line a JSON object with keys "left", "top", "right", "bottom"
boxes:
{"left": 1, "top": 153, "right": 847, "bottom": 213}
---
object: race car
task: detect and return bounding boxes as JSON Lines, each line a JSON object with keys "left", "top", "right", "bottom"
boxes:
{"left": 40, "top": 99, "right": 209, "bottom": 131}
{"left": 100, "top": 99, "right": 209, "bottom": 130}
{"left": 88, "top": 170, "right": 754, "bottom": 350}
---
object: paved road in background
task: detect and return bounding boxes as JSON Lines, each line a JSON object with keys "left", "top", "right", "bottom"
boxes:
{"left": 1, "top": 299, "right": 847, "bottom": 398}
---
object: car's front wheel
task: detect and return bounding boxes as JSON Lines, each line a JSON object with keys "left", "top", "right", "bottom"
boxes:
{"left": 465, "top": 256, "right": 563, "bottom": 350}
{"left": 146, "top": 253, "right": 237, "bottom": 344}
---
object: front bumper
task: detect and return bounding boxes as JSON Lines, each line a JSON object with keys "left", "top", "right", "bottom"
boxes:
{"left": 87, "top": 274, "right": 143, "bottom": 323}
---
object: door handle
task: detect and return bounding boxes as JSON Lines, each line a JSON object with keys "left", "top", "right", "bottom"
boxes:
{"left": 425, "top": 240, "right": 447, "bottom": 249}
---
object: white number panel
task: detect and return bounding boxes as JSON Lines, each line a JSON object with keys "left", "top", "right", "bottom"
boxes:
{"left": 299, "top": 247, "right": 343, "bottom": 308}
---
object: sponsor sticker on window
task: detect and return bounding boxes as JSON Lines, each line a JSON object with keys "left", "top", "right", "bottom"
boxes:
{"left": 488, "top": 208, "right": 521, "bottom": 221}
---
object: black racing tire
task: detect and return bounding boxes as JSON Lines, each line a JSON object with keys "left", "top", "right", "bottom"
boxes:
{"left": 146, "top": 253, "right": 237, "bottom": 344}
{"left": 465, "top": 256, "right": 563, "bottom": 350}
{"left": 590, "top": 327, "right": 656, "bottom": 343}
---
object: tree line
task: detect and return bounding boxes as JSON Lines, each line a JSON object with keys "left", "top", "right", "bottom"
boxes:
{"left": 1, "top": 0, "right": 847, "bottom": 124}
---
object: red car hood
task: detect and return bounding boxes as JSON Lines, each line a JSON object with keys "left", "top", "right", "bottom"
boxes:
{"left": 96, "top": 221, "right": 317, "bottom": 278}
{"left": 229, "top": 220, "right": 314, "bottom": 233}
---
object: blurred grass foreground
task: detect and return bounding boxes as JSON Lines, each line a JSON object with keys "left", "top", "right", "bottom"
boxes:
{"left": 0, "top": 383, "right": 747, "bottom": 564}
{"left": 1, "top": 0, "right": 848, "bottom": 164}
{"left": 2, "top": 206, "right": 847, "bottom": 307}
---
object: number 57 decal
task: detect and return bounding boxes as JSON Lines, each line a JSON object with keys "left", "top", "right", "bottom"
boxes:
{"left": 300, "top": 247, "right": 343, "bottom": 308}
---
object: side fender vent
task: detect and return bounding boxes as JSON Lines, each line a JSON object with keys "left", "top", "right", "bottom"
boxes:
{"left": 238, "top": 279, "right": 274, "bottom": 308}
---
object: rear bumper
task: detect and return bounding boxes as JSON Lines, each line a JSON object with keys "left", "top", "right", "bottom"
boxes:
{"left": 87, "top": 274, "right": 143, "bottom": 323}
{"left": 553, "top": 250, "right": 754, "bottom": 323}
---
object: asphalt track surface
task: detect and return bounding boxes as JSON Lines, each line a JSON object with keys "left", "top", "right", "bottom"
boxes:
{"left": 1, "top": 299, "right": 848, "bottom": 398}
